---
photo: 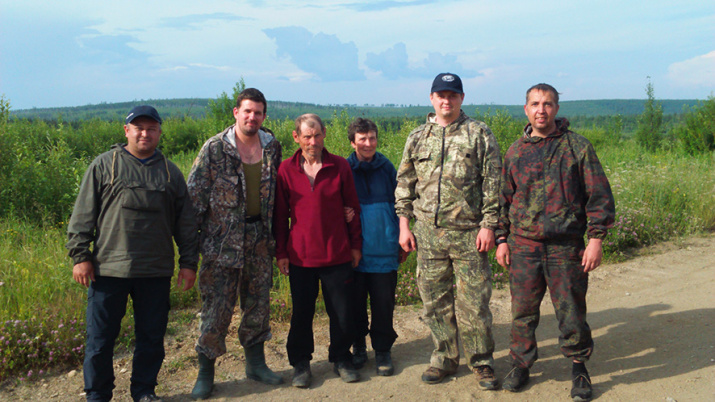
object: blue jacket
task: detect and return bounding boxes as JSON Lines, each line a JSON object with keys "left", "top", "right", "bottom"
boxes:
{"left": 348, "top": 151, "right": 400, "bottom": 273}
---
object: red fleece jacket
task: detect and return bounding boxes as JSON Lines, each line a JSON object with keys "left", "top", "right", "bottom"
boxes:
{"left": 274, "top": 148, "right": 362, "bottom": 267}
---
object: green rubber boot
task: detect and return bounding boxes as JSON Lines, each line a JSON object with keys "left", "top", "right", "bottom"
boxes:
{"left": 245, "top": 342, "right": 284, "bottom": 385}
{"left": 191, "top": 353, "right": 215, "bottom": 400}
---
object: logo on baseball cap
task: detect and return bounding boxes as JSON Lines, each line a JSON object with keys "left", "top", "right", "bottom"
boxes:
{"left": 125, "top": 105, "right": 163, "bottom": 125}
{"left": 431, "top": 73, "right": 463, "bottom": 94}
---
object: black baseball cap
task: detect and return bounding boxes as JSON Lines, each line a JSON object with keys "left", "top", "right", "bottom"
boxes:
{"left": 125, "top": 105, "right": 163, "bottom": 124}
{"left": 431, "top": 73, "right": 463, "bottom": 94}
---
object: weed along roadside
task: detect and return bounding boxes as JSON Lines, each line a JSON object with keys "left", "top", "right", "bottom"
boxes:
{"left": 0, "top": 90, "right": 714, "bottom": 384}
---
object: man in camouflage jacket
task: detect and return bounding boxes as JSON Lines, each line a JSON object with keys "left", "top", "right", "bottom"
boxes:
{"left": 395, "top": 73, "right": 502, "bottom": 390}
{"left": 186, "top": 89, "right": 283, "bottom": 399}
{"left": 496, "top": 83, "right": 615, "bottom": 401}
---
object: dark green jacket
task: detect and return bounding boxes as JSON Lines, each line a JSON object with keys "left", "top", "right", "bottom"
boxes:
{"left": 66, "top": 144, "right": 199, "bottom": 278}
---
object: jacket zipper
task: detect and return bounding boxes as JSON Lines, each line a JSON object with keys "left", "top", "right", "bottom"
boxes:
{"left": 434, "top": 127, "right": 446, "bottom": 227}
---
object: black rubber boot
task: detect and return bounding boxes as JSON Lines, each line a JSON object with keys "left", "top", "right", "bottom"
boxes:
{"left": 191, "top": 353, "right": 215, "bottom": 400}
{"left": 245, "top": 342, "right": 284, "bottom": 385}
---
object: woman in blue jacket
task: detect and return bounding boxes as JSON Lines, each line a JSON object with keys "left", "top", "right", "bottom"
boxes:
{"left": 347, "top": 118, "right": 407, "bottom": 376}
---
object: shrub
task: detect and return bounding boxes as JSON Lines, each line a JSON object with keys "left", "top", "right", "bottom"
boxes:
{"left": 672, "top": 96, "right": 715, "bottom": 155}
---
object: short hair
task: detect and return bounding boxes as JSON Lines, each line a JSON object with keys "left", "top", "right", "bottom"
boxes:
{"left": 294, "top": 113, "right": 325, "bottom": 136}
{"left": 236, "top": 88, "right": 267, "bottom": 114}
{"left": 347, "top": 118, "right": 378, "bottom": 142}
{"left": 526, "top": 83, "right": 560, "bottom": 105}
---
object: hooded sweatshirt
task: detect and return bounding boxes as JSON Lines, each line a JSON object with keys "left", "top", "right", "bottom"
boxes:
{"left": 66, "top": 144, "right": 199, "bottom": 278}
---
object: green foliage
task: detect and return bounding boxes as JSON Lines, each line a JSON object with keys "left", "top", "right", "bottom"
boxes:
{"left": 0, "top": 94, "right": 10, "bottom": 127}
{"left": 672, "top": 96, "right": 715, "bottom": 155}
{"left": 473, "top": 108, "right": 524, "bottom": 155}
{"left": 206, "top": 79, "right": 246, "bottom": 134}
{"left": 635, "top": 79, "right": 664, "bottom": 151}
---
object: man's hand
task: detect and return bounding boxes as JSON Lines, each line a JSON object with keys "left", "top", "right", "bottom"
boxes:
{"left": 399, "top": 217, "right": 416, "bottom": 252}
{"left": 475, "top": 228, "right": 495, "bottom": 253}
{"left": 398, "top": 247, "right": 410, "bottom": 264}
{"left": 344, "top": 207, "right": 355, "bottom": 223}
{"left": 177, "top": 268, "right": 196, "bottom": 291}
{"left": 277, "top": 258, "right": 290, "bottom": 275}
{"left": 496, "top": 243, "right": 510, "bottom": 269}
{"left": 581, "top": 238, "right": 603, "bottom": 273}
{"left": 73, "top": 261, "right": 95, "bottom": 287}
{"left": 351, "top": 249, "right": 362, "bottom": 268}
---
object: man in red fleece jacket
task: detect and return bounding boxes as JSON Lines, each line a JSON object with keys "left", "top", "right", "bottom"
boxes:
{"left": 275, "top": 113, "right": 363, "bottom": 388}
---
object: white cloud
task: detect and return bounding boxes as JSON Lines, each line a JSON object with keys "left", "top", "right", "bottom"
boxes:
{"left": 667, "top": 51, "right": 715, "bottom": 87}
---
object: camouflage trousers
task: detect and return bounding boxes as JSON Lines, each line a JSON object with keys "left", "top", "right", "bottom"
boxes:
{"left": 508, "top": 235, "right": 592, "bottom": 368}
{"left": 195, "top": 221, "right": 273, "bottom": 360}
{"left": 414, "top": 221, "right": 495, "bottom": 371}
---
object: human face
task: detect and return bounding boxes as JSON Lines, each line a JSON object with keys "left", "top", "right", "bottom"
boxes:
{"left": 293, "top": 122, "right": 325, "bottom": 162}
{"left": 351, "top": 131, "right": 377, "bottom": 162}
{"left": 124, "top": 117, "right": 161, "bottom": 158}
{"left": 524, "top": 89, "right": 560, "bottom": 137}
{"left": 430, "top": 90, "right": 464, "bottom": 126}
{"left": 234, "top": 99, "right": 266, "bottom": 137}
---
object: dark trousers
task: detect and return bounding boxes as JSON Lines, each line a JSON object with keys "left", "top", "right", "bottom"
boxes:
{"left": 287, "top": 262, "right": 355, "bottom": 365}
{"left": 84, "top": 276, "right": 170, "bottom": 402}
{"left": 354, "top": 270, "right": 398, "bottom": 352}
{"left": 508, "top": 236, "right": 592, "bottom": 369}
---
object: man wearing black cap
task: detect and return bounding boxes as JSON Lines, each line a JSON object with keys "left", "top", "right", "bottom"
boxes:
{"left": 67, "top": 105, "right": 199, "bottom": 402}
{"left": 395, "top": 73, "right": 503, "bottom": 389}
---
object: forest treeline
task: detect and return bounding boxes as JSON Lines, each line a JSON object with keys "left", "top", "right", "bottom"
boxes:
{"left": 10, "top": 97, "right": 701, "bottom": 122}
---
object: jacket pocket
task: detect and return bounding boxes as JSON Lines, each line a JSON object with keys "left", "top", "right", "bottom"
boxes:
{"left": 122, "top": 181, "right": 166, "bottom": 211}
{"left": 210, "top": 175, "right": 240, "bottom": 209}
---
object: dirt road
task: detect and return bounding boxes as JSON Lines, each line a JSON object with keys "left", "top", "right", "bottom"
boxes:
{"left": 3, "top": 236, "right": 714, "bottom": 401}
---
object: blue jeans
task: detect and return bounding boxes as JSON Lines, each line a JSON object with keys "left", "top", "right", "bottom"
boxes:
{"left": 83, "top": 276, "right": 170, "bottom": 402}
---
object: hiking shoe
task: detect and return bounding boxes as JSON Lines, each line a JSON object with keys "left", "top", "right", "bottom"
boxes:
{"left": 473, "top": 365, "right": 498, "bottom": 390}
{"left": 352, "top": 339, "right": 368, "bottom": 369}
{"left": 375, "top": 351, "right": 394, "bottom": 376}
{"left": 333, "top": 360, "right": 361, "bottom": 383}
{"left": 571, "top": 363, "right": 592, "bottom": 401}
{"left": 502, "top": 366, "right": 529, "bottom": 392}
{"left": 421, "top": 366, "right": 456, "bottom": 384}
{"left": 292, "top": 361, "right": 312, "bottom": 389}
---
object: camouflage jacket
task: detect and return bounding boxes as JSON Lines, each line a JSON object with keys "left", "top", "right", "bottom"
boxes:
{"left": 395, "top": 110, "right": 502, "bottom": 230}
{"left": 187, "top": 126, "right": 282, "bottom": 268}
{"left": 496, "top": 118, "right": 615, "bottom": 241}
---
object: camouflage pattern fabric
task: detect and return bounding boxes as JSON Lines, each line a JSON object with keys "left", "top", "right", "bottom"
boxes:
{"left": 187, "top": 126, "right": 282, "bottom": 268}
{"left": 395, "top": 111, "right": 502, "bottom": 230}
{"left": 508, "top": 235, "right": 592, "bottom": 368}
{"left": 414, "top": 220, "right": 495, "bottom": 371}
{"left": 195, "top": 221, "right": 273, "bottom": 359}
{"left": 496, "top": 118, "right": 615, "bottom": 241}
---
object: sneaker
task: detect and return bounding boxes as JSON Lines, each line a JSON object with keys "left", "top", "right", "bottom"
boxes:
{"left": 571, "top": 363, "right": 592, "bottom": 401}
{"left": 473, "top": 365, "right": 498, "bottom": 390}
{"left": 138, "top": 394, "right": 162, "bottom": 402}
{"left": 333, "top": 360, "right": 360, "bottom": 383}
{"left": 375, "top": 351, "right": 394, "bottom": 376}
{"left": 292, "top": 361, "right": 312, "bottom": 389}
{"left": 421, "top": 366, "right": 456, "bottom": 384}
{"left": 352, "top": 340, "right": 368, "bottom": 369}
{"left": 502, "top": 365, "right": 529, "bottom": 392}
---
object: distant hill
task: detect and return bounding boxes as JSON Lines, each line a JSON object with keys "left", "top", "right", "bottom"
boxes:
{"left": 10, "top": 98, "right": 701, "bottom": 122}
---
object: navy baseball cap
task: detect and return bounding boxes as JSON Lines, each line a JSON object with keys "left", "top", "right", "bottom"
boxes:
{"left": 431, "top": 73, "right": 463, "bottom": 94}
{"left": 125, "top": 105, "right": 163, "bottom": 124}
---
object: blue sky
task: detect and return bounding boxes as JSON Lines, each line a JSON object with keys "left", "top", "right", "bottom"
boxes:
{"left": 1, "top": 0, "right": 713, "bottom": 110}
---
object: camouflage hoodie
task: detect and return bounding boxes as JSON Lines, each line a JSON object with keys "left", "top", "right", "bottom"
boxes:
{"left": 187, "top": 126, "right": 282, "bottom": 268}
{"left": 496, "top": 118, "right": 615, "bottom": 241}
{"left": 395, "top": 110, "right": 502, "bottom": 230}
